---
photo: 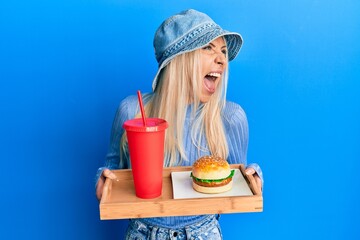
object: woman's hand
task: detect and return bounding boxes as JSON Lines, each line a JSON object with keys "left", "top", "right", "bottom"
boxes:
{"left": 95, "top": 168, "right": 118, "bottom": 201}
{"left": 245, "top": 167, "right": 262, "bottom": 193}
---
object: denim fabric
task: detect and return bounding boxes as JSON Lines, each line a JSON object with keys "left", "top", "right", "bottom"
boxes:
{"left": 125, "top": 215, "right": 222, "bottom": 240}
{"left": 152, "top": 9, "right": 243, "bottom": 90}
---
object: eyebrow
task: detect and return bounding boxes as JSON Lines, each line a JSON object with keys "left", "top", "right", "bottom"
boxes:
{"left": 209, "top": 42, "right": 227, "bottom": 49}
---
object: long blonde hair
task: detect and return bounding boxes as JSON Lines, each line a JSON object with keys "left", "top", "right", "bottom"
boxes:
{"left": 122, "top": 49, "right": 229, "bottom": 167}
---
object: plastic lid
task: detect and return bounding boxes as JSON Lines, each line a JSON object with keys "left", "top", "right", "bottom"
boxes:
{"left": 123, "top": 118, "right": 168, "bottom": 132}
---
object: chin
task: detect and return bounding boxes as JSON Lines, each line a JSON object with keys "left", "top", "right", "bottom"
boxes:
{"left": 199, "top": 94, "right": 212, "bottom": 103}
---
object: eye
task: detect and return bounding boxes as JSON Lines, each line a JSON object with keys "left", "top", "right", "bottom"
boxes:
{"left": 202, "top": 45, "right": 212, "bottom": 51}
{"left": 222, "top": 49, "right": 227, "bottom": 56}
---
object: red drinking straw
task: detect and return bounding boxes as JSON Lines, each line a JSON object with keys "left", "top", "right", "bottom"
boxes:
{"left": 137, "top": 90, "right": 147, "bottom": 126}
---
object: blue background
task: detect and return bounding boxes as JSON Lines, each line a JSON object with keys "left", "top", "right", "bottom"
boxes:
{"left": 1, "top": 0, "right": 359, "bottom": 239}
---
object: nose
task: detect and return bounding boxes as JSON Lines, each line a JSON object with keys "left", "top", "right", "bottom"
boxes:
{"left": 215, "top": 53, "right": 226, "bottom": 66}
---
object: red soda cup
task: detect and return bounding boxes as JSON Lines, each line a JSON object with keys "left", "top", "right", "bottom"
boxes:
{"left": 123, "top": 118, "right": 168, "bottom": 199}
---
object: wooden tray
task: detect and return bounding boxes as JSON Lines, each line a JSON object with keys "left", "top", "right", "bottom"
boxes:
{"left": 99, "top": 164, "right": 263, "bottom": 220}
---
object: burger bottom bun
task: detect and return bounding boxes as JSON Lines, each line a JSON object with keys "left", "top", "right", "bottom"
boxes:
{"left": 192, "top": 180, "right": 233, "bottom": 194}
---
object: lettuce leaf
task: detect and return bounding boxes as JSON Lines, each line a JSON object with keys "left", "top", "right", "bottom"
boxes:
{"left": 190, "top": 170, "right": 235, "bottom": 183}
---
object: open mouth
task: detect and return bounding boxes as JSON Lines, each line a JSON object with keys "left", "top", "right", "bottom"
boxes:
{"left": 204, "top": 72, "right": 221, "bottom": 93}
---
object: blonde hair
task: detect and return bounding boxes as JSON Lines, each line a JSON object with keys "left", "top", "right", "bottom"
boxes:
{"left": 121, "top": 48, "right": 229, "bottom": 167}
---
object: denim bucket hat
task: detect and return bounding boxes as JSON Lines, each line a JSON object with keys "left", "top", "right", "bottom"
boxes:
{"left": 152, "top": 9, "right": 243, "bottom": 91}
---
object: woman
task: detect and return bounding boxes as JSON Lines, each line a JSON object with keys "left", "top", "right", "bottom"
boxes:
{"left": 96, "top": 9, "right": 263, "bottom": 239}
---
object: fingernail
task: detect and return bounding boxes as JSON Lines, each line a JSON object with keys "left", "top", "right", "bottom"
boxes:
{"left": 112, "top": 174, "right": 119, "bottom": 181}
{"left": 246, "top": 169, "right": 254, "bottom": 175}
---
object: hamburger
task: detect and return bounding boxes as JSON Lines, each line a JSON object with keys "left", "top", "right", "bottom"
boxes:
{"left": 191, "top": 155, "right": 235, "bottom": 194}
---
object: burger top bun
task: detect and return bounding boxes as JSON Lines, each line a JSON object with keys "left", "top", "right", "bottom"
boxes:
{"left": 192, "top": 155, "right": 230, "bottom": 179}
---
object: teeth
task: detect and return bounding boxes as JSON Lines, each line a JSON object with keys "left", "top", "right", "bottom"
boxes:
{"left": 207, "top": 72, "right": 221, "bottom": 77}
